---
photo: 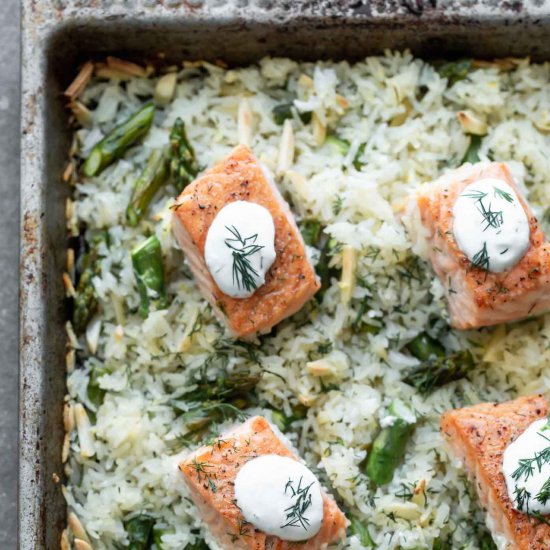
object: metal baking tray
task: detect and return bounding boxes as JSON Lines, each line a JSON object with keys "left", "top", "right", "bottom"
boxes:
{"left": 19, "top": 0, "right": 550, "bottom": 547}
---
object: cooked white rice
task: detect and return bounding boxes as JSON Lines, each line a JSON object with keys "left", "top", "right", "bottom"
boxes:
{"left": 63, "top": 51, "right": 550, "bottom": 549}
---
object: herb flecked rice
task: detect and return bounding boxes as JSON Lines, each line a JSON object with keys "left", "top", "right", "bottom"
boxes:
{"left": 64, "top": 51, "right": 550, "bottom": 549}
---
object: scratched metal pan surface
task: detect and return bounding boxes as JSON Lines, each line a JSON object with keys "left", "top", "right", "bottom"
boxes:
{"left": 19, "top": 0, "right": 550, "bottom": 548}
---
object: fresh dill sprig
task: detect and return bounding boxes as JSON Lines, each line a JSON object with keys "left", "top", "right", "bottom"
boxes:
{"left": 493, "top": 186, "right": 514, "bottom": 203}
{"left": 463, "top": 190, "right": 488, "bottom": 201}
{"left": 514, "top": 486, "right": 531, "bottom": 512}
{"left": 464, "top": 189, "right": 503, "bottom": 230}
{"left": 471, "top": 242, "right": 490, "bottom": 272}
{"left": 511, "top": 444, "right": 550, "bottom": 482}
{"left": 187, "top": 458, "right": 217, "bottom": 492}
{"left": 535, "top": 476, "right": 550, "bottom": 505}
{"left": 332, "top": 195, "right": 343, "bottom": 216}
{"left": 224, "top": 225, "right": 265, "bottom": 292}
{"left": 281, "top": 476, "right": 315, "bottom": 530}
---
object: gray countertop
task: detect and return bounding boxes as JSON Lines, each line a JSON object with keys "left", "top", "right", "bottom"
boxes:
{"left": 0, "top": 0, "right": 19, "bottom": 548}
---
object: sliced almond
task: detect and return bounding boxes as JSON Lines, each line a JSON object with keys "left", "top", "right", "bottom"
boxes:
{"left": 74, "top": 404, "right": 95, "bottom": 458}
{"left": 382, "top": 501, "right": 421, "bottom": 520}
{"left": 472, "top": 57, "right": 525, "bottom": 71}
{"left": 237, "top": 97, "right": 253, "bottom": 146}
{"left": 154, "top": 72, "right": 178, "bottom": 106}
{"left": 106, "top": 56, "right": 148, "bottom": 77}
{"left": 62, "top": 161, "right": 75, "bottom": 183}
{"left": 335, "top": 94, "right": 349, "bottom": 109}
{"left": 456, "top": 110, "right": 488, "bottom": 136}
{"left": 66, "top": 348, "right": 75, "bottom": 373}
{"left": 74, "top": 539, "right": 93, "bottom": 550}
{"left": 277, "top": 119, "right": 294, "bottom": 174}
{"left": 62, "top": 272, "right": 76, "bottom": 298}
{"left": 64, "top": 401, "right": 75, "bottom": 433}
{"left": 61, "top": 432, "right": 70, "bottom": 464}
{"left": 85, "top": 316, "right": 102, "bottom": 355}
{"left": 64, "top": 61, "right": 94, "bottom": 101}
{"left": 311, "top": 112, "right": 326, "bottom": 147}
{"left": 339, "top": 245, "right": 357, "bottom": 304}
{"left": 66, "top": 321, "right": 78, "bottom": 350}
{"left": 60, "top": 528, "right": 70, "bottom": 550}
{"left": 69, "top": 101, "right": 92, "bottom": 127}
{"left": 68, "top": 511, "right": 91, "bottom": 544}
{"left": 298, "top": 393, "right": 316, "bottom": 407}
{"left": 306, "top": 359, "right": 332, "bottom": 377}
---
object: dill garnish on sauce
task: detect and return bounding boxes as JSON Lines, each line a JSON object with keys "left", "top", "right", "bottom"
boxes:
{"left": 224, "top": 225, "right": 265, "bottom": 292}
{"left": 281, "top": 476, "right": 315, "bottom": 530}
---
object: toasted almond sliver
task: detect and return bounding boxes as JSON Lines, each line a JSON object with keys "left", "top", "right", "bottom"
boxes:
{"left": 382, "top": 501, "right": 422, "bottom": 520}
{"left": 64, "top": 61, "right": 94, "bottom": 101}
{"left": 339, "top": 245, "right": 357, "bottom": 304}
{"left": 60, "top": 528, "right": 70, "bottom": 550}
{"left": 277, "top": 119, "right": 294, "bottom": 175}
{"left": 64, "top": 401, "right": 75, "bottom": 433}
{"left": 312, "top": 112, "right": 326, "bottom": 147}
{"left": 66, "top": 321, "right": 78, "bottom": 350}
{"left": 106, "top": 56, "right": 148, "bottom": 77}
{"left": 306, "top": 359, "right": 332, "bottom": 377}
{"left": 114, "top": 324, "right": 125, "bottom": 342}
{"left": 74, "top": 539, "right": 93, "bottom": 550}
{"left": 61, "top": 432, "right": 70, "bottom": 464}
{"left": 456, "top": 110, "right": 488, "bottom": 136}
{"left": 68, "top": 512, "right": 91, "bottom": 544}
{"left": 69, "top": 101, "right": 92, "bottom": 127}
{"left": 62, "top": 161, "right": 75, "bottom": 183}
{"left": 66, "top": 348, "right": 75, "bottom": 373}
{"left": 62, "top": 272, "right": 76, "bottom": 298}
{"left": 411, "top": 478, "right": 427, "bottom": 507}
{"left": 94, "top": 64, "right": 133, "bottom": 81}
{"left": 335, "top": 94, "right": 349, "bottom": 109}
{"left": 237, "top": 97, "right": 253, "bottom": 147}
{"left": 85, "top": 316, "right": 102, "bottom": 355}
{"left": 154, "top": 72, "right": 178, "bottom": 106}
{"left": 298, "top": 393, "right": 316, "bottom": 407}
{"left": 74, "top": 404, "right": 95, "bottom": 458}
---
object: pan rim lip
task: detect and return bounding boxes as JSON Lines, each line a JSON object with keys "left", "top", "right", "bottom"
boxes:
{"left": 18, "top": 1, "right": 550, "bottom": 548}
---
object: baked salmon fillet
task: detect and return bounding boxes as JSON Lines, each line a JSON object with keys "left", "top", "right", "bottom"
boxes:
{"left": 172, "top": 145, "right": 320, "bottom": 338}
{"left": 179, "top": 416, "right": 347, "bottom": 550}
{"left": 441, "top": 395, "right": 550, "bottom": 550}
{"left": 404, "top": 161, "right": 550, "bottom": 329}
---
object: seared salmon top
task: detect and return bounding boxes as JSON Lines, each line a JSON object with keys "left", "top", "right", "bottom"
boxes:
{"left": 416, "top": 162, "right": 550, "bottom": 313}
{"left": 441, "top": 395, "right": 550, "bottom": 550}
{"left": 172, "top": 145, "right": 320, "bottom": 337}
{"left": 179, "top": 416, "right": 348, "bottom": 550}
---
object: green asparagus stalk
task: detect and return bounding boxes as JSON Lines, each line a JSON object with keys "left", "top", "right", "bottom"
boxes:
{"left": 272, "top": 102, "right": 312, "bottom": 125}
{"left": 169, "top": 117, "right": 199, "bottom": 191}
{"left": 73, "top": 231, "right": 109, "bottom": 334}
{"left": 365, "top": 401, "right": 415, "bottom": 486}
{"left": 131, "top": 235, "right": 168, "bottom": 318}
{"left": 300, "top": 218, "right": 322, "bottom": 247}
{"left": 403, "top": 332, "right": 475, "bottom": 394}
{"left": 124, "top": 514, "right": 155, "bottom": 550}
{"left": 461, "top": 134, "right": 482, "bottom": 164}
{"left": 126, "top": 148, "right": 170, "bottom": 226}
{"left": 325, "top": 134, "right": 351, "bottom": 155}
{"left": 348, "top": 514, "right": 375, "bottom": 547}
{"left": 83, "top": 103, "right": 156, "bottom": 177}
{"left": 436, "top": 58, "right": 473, "bottom": 87}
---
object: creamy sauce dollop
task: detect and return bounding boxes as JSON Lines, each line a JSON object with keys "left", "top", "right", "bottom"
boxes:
{"left": 234, "top": 454, "right": 324, "bottom": 541}
{"left": 204, "top": 201, "right": 276, "bottom": 299}
{"left": 502, "top": 417, "right": 550, "bottom": 515}
{"left": 452, "top": 178, "right": 530, "bottom": 273}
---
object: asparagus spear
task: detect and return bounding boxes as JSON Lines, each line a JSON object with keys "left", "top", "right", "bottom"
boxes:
{"left": 300, "top": 218, "right": 322, "bottom": 247}
{"left": 126, "top": 148, "right": 169, "bottom": 226}
{"left": 461, "top": 134, "right": 482, "bottom": 164}
{"left": 365, "top": 401, "right": 415, "bottom": 486}
{"left": 186, "top": 539, "right": 210, "bottom": 550}
{"left": 272, "top": 102, "right": 312, "bottom": 125}
{"left": 348, "top": 514, "right": 375, "bottom": 547}
{"left": 131, "top": 235, "right": 168, "bottom": 318}
{"left": 83, "top": 103, "right": 156, "bottom": 177}
{"left": 403, "top": 332, "right": 475, "bottom": 394}
{"left": 436, "top": 58, "right": 473, "bottom": 87}
{"left": 124, "top": 514, "right": 155, "bottom": 550}
{"left": 325, "top": 134, "right": 351, "bottom": 155}
{"left": 169, "top": 117, "right": 199, "bottom": 191}
{"left": 73, "top": 231, "right": 109, "bottom": 334}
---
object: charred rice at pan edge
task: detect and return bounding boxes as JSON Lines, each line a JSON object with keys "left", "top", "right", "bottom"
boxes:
{"left": 61, "top": 52, "right": 550, "bottom": 549}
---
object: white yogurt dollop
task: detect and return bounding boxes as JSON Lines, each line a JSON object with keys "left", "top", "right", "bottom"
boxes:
{"left": 452, "top": 178, "right": 530, "bottom": 273}
{"left": 503, "top": 417, "right": 550, "bottom": 515}
{"left": 234, "top": 455, "right": 324, "bottom": 541}
{"left": 204, "top": 201, "right": 276, "bottom": 299}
